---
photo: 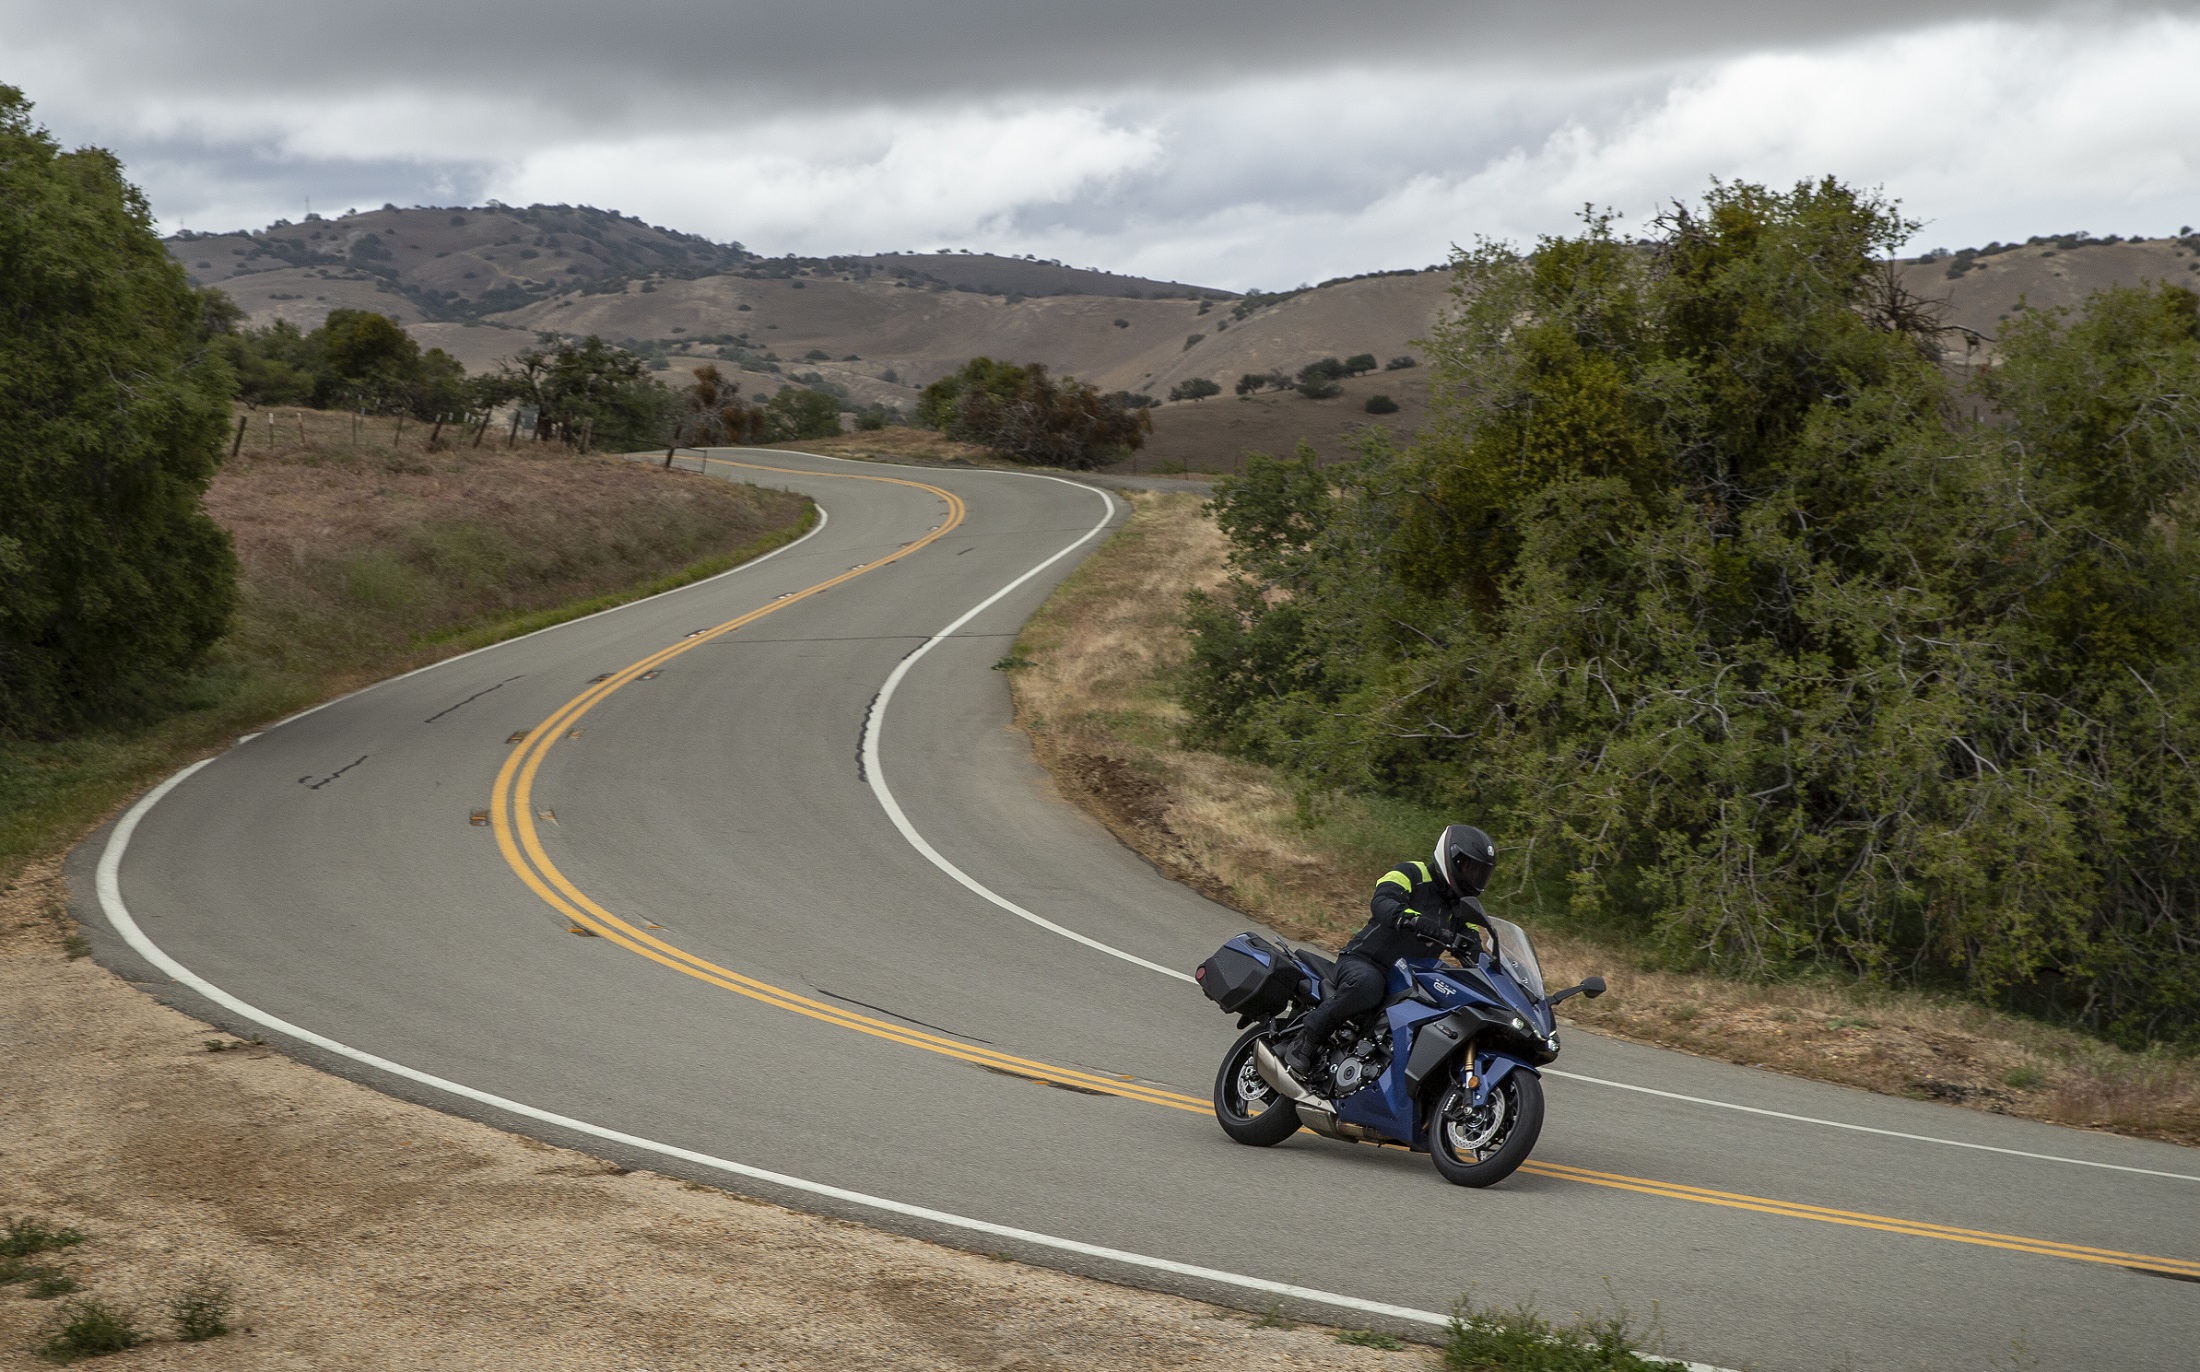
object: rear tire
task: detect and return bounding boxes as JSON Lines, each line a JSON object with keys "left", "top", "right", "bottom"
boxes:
{"left": 1426, "top": 1067, "right": 1543, "bottom": 1187}
{"left": 1214, "top": 1023, "right": 1301, "bottom": 1147}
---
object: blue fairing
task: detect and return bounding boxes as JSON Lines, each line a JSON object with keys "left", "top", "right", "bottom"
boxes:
{"left": 1334, "top": 996, "right": 1444, "bottom": 1140}
{"left": 1325, "top": 952, "right": 1552, "bottom": 1144}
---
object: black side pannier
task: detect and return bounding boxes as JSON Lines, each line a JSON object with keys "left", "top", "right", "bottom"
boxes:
{"left": 1196, "top": 932, "right": 1302, "bottom": 1019}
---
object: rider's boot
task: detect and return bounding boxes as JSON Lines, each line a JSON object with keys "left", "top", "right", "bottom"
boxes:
{"left": 1280, "top": 1027, "right": 1317, "bottom": 1083}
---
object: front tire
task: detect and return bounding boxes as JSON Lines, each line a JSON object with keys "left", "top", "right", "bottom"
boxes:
{"left": 1214, "top": 1023, "right": 1301, "bottom": 1146}
{"left": 1426, "top": 1067, "right": 1543, "bottom": 1187}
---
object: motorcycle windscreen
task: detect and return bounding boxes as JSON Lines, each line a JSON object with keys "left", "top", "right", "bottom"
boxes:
{"left": 1484, "top": 916, "right": 1547, "bottom": 1000}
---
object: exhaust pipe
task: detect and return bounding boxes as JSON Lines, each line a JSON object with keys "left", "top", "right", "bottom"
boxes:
{"left": 1253, "top": 1039, "right": 1325, "bottom": 1107}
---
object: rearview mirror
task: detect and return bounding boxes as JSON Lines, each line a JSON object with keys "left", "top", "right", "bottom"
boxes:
{"left": 1547, "top": 975, "right": 1607, "bottom": 1006}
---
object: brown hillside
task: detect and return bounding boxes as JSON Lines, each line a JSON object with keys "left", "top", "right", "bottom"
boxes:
{"left": 1894, "top": 236, "right": 2200, "bottom": 347}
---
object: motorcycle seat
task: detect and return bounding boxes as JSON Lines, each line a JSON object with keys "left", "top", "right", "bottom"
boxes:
{"left": 1294, "top": 948, "right": 1338, "bottom": 984}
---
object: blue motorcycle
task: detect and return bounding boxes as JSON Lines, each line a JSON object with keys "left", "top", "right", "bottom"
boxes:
{"left": 1196, "top": 921, "right": 1603, "bottom": 1186}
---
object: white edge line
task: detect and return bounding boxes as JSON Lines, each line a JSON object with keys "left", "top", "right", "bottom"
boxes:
{"left": 798, "top": 447, "right": 2200, "bottom": 1183}
{"left": 90, "top": 457, "right": 1745, "bottom": 1370}
{"left": 852, "top": 474, "right": 1197, "bottom": 984}
{"left": 92, "top": 765, "right": 1450, "bottom": 1347}
{"left": 98, "top": 763, "right": 1736, "bottom": 1372}
{"left": 247, "top": 497, "right": 830, "bottom": 737}
{"left": 1544, "top": 1069, "right": 2200, "bottom": 1182}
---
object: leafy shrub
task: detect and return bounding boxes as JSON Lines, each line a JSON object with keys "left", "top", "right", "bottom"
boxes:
{"left": 1169, "top": 377, "right": 1221, "bottom": 402}
{"left": 1, "top": 1218, "right": 86, "bottom": 1259}
{"left": 1364, "top": 394, "right": 1400, "bottom": 414}
{"left": 1184, "top": 178, "right": 2200, "bottom": 1046}
{"left": 169, "top": 1266, "right": 236, "bottom": 1342}
{"left": 1184, "top": 333, "right": 1205, "bottom": 350}
{"left": 1343, "top": 353, "right": 1378, "bottom": 375}
{"left": 38, "top": 1299, "right": 140, "bottom": 1362}
{"left": 916, "top": 357, "right": 1150, "bottom": 469}
{"left": 1385, "top": 354, "right": 1419, "bottom": 370}
{"left": 1445, "top": 1297, "right": 1684, "bottom": 1370}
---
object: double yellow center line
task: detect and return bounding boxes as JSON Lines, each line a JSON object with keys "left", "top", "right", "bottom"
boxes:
{"left": 485, "top": 454, "right": 2200, "bottom": 1285}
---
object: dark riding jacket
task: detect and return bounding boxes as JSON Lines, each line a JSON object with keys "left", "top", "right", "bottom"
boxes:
{"left": 1340, "top": 858, "right": 1486, "bottom": 967}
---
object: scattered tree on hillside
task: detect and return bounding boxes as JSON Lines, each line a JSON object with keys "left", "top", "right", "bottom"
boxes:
{"left": 1236, "top": 370, "right": 1290, "bottom": 396}
{"left": 1168, "top": 377, "right": 1221, "bottom": 402}
{"left": 485, "top": 334, "right": 674, "bottom": 450}
{"left": 0, "top": 85, "right": 238, "bottom": 734}
{"left": 917, "top": 357, "right": 1150, "bottom": 469}
{"left": 1294, "top": 358, "right": 1344, "bottom": 399}
{"left": 1363, "top": 394, "right": 1399, "bottom": 414}
{"left": 760, "top": 386, "right": 843, "bottom": 441}
{"left": 1384, "top": 354, "right": 1418, "bottom": 370}
{"left": 1342, "top": 353, "right": 1378, "bottom": 376}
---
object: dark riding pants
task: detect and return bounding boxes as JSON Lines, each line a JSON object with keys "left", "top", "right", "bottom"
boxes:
{"left": 1297, "top": 951, "right": 1388, "bottom": 1044}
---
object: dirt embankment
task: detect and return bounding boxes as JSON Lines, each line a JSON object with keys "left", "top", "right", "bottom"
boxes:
{"left": 1005, "top": 492, "right": 2200, "bottom": 1147}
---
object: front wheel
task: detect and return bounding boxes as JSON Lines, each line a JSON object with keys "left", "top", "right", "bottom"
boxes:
{"left": 1213, "top": 1023, "right": 1301, "bottom": 1146}
{"left": 1426, "top": 1067, "right": 1544, "bottom": 1187}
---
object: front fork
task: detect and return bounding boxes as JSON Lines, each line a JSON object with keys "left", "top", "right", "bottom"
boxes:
{"left": 1462, "top": 1049, "right": 1539, "bottom": 1110}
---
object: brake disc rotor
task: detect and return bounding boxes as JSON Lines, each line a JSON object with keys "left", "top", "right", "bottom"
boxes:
{"left": 1446, "top": 1082, "right": 1509, "bottom": 1154}
{"left": 1237, "top": 1055, "right": 1272, "bottom": 1109}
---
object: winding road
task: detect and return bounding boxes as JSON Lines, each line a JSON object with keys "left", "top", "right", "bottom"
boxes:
{"left": 73, "top": 449, "right": 2199, "bottom": 1372}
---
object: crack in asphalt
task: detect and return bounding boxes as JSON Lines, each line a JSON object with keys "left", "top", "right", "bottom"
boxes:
{"left": 423, "top": 675, "right": 524, "bottom": 723}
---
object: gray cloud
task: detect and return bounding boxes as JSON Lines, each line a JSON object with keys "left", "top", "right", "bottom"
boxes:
{"left": 9, "top": 3, "right": 2200, "bottom": 288}
{"left": 9, "top": 1, "right": 2143, "bottom": 114}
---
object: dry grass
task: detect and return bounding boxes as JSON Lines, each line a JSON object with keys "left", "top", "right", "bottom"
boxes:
{"left": 0, "top": 408, "right": 813, "bottom": 887}
{"left": 778, "top": 427, "right": 1002, "bottom": 466}
{"left": 216, "top": 407, "right": 809, "bottom": 691}
{"left": 1008, "top": 492, "right": 2200, "bottom": 1146}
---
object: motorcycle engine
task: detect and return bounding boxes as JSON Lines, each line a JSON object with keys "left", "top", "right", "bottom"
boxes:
{"left": 1325, "top": 1034, "right": 1389, "bottom": 1097}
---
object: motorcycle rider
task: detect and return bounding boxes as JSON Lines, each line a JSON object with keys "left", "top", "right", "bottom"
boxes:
{"left": 1281, "top": 823, "right": 1497, "bottom": 1083}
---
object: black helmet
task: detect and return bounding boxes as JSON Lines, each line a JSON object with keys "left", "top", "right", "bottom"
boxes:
{"left": 1433, "top": 823, "right": 1495, "bottom": 896}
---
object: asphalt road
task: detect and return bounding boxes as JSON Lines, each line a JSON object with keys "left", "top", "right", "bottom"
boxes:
{"left": 75, "top": 449, "right": 2200, "bottom": 1372}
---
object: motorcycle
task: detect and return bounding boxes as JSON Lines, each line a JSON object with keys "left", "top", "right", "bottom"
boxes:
{"left": 1195, "top": 918, "right": 1603, "bottom": 1186}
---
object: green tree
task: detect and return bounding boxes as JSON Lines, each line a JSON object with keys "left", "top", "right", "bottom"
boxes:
{"left": 917, "top": 357, "right": 1150, "bottom": 469}
{"left": 1184, "top": 177, "right": 2200, "bottom": 1046}
{"left": 1168, "top": 377, "right": 1221, "bottom": 402}
{"left": 213, "top": 317, "right": 317, "bottom": 406}
{"left": 308, "top": 308, "right": 424, "bottom": 411}
{"left": 1342, "top": 353, "right": 1378, "bottom": 375}
{"left": 487, "top": 335, "right": 673, "bottom": 450}
{"left": 0, "top": 86, "right": 238, "bottom": 734}
{"left": 760, "top": 386, "right": 843, "bottom": 441}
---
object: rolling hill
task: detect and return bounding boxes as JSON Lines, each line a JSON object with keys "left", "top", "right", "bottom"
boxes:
{"left": 169, "top": 208, "right": 2200, "bottom": 472}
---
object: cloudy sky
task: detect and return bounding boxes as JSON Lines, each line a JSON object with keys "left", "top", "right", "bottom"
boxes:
{"left": 8, "top": 2, "right": 2199, "bottom": 290}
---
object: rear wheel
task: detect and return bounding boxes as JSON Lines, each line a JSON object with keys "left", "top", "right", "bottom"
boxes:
{"left": 1213, "top": 1023, "right": 1301, "bottom": 1146}
{"left": 1426, "top": 1066, "right": 1543, "bottom": 1187}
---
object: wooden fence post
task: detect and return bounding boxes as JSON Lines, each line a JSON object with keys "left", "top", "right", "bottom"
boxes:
{"left": 230, "top": 414, "right": 247, "bottom": 459}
